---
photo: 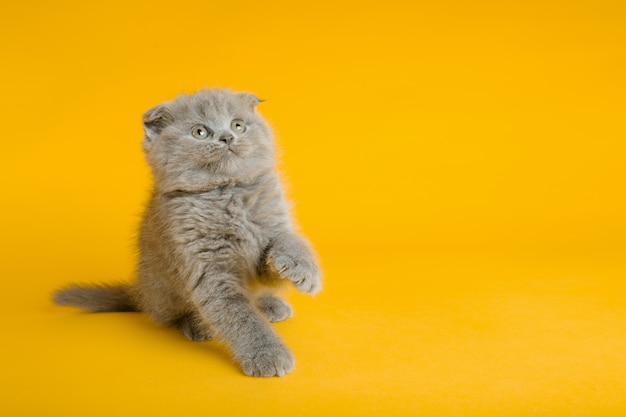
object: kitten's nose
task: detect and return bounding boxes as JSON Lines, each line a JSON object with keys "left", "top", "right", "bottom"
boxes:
{"left": 219, "top": 134, "right": 234, "bottom": 145}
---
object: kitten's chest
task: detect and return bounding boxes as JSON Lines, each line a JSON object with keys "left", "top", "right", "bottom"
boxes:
{"left": 169, "top": 186, "right": 269, "bottom": 248}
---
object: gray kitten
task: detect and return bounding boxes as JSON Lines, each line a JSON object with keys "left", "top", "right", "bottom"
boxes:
{"left": 53, "top": 89, "right": 322, "bottom": 377}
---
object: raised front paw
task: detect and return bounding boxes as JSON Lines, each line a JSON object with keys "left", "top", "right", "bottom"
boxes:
{"left": 240, "top": 343, "right": 295, "bottom": 377}
{"left": 267, "top": 249, "right": 322, "bottom": 295}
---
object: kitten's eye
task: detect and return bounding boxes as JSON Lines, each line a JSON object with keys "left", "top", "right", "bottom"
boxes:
{"left": 231, "top": 119, "right": 247, "bottom": 134}
{"left": 191, "top": 125, "right": 212, "bottom": 140}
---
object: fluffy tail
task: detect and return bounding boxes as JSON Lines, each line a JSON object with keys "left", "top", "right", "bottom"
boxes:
{"left": 52, "top": 283, "right": 138, "bottom": 312}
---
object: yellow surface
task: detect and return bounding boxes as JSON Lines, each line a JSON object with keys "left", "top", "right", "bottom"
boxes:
{"left": 1, "top": 0, "right": 625, "bottom": 415}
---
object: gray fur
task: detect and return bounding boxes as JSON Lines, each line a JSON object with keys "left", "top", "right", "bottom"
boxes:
{"left": 53, "top": 283, "right": 137, "bottom": 312}
{"left": 53, "top": 89, "right": 321, "bottom": 377}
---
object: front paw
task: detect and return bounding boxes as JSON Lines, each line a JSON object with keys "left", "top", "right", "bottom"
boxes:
{"left": 240, "top": 343, "right": 295, "bottom": 377}
{"left": 267, "top": 251, "right": 322, "bottom": 295}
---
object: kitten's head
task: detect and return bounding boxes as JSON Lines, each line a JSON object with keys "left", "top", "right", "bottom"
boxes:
{"left": 142, "top": 89, "right": 275, "bottom": 192}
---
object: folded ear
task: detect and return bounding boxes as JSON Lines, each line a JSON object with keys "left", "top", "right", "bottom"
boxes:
{"left": 143, "top": 104, "right": 174, "bottom": 143}
{"left": 236, "top": 92, "right": 263, "bottom": 111}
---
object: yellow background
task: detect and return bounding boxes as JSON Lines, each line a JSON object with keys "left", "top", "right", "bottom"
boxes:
{"left": 1, "top": 0, "right": 625, "bottom": 415}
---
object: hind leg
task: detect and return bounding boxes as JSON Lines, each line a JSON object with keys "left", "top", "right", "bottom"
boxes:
{"left": 174, "top": 312, "right": 213, "bottom": 341}
{"left": 136, "top": 267, "right": 212, "bottom": 340}
{"left": 256, "top": 296, "right": 293, "bottom": 322}
{"left": 252, "top": 272, "right": 293, "bottom": 323}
